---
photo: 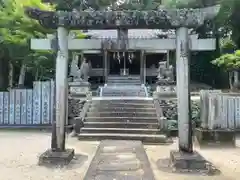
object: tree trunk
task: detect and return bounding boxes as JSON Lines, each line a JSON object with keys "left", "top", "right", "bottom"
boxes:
{"left": 18, "top": 63, "right": 26, "bottom": 87}
{"left": 229, "top": 71, "right": 234, "bottom": 90}
{"left": 234, "top": 70, "right": 239, "bottom": 84}
{"left": 8, "top": 61, "right": 13, "bottom": 89}
{"left": 0, "top": 60, "right": 5, "bottom": 90}
{"left": 35, "top": 68, "right": 39, "bottom": 81}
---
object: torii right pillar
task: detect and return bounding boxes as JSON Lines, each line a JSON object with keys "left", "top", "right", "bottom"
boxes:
{"left": 169, "top": 5, "right": 220, "bottom": 172}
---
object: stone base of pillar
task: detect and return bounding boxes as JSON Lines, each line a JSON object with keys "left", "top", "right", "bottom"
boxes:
{"left": 170, "top": 150, "right": 206, "bottom": 170}
{"left": 38, "top": 149, "right": 75, "bottom": 167}
{"left": 195, "top": 128, "right": 236, "bottom": 148}
{"left": 157, "top": 150, "right": 219, "bottom": 174}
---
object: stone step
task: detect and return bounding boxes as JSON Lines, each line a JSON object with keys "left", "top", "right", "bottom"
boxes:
{"left": 86, "top": 111, "right": 157, "bottom": 117}
{"left": 108, "top": 76, "right": 141, "bottom": 80}
{"left": 102, "top": 89, "right": 145, "bottom": 94}
{"left": 90, "top": 103, "right": 154, "bottom": 108}
{"left": 101, "top": 93, "right": 146, "bottom": 97}
{"left": 83, "top": 122, "right": 159, "bottom": 129}
{"left": 101, "top": 91, "right": 145, "bottom": 94}
{"left": 108, "top": 77, "right": 141, "bottom": 80}
{"left": 108, "top": 78, "right": 141, "bottom": 81}
{"left": 107, "top": 79, "right": 141, "bottom": 82}
{"left": 91, "top": 100, "right": 153, "bottom": 104}
{"left": 101, "top": 88, "right": 145, "bottom": 91}
{"left": 77, "top": 133, "right": 169, "bottom": 143}
{"left": 107, "top": 82, "right": 141, "bottom": 85}
{"left": 80, "top": 127, "right": 161, "bottom": 134}
{"left": 88, "top": 107, "right": 156, "bottom": 112}
{"left": 84, "top": 116, "right": 158, "bottom": 123}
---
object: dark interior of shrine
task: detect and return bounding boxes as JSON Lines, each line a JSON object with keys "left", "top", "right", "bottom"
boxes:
{"left": 84, "top": 53, "right": 104, "bottom": 85}
{"left": 84, "top": 53, "right": 103, "bottom": 68}
{"left": 83, "top": 52, "right": 166, "bottom": 85}
{"left": 146, "top": 53, "right": 165, "bottom": 69}
{"left": 145, "top": 53, "right": 165, "bottom": 84}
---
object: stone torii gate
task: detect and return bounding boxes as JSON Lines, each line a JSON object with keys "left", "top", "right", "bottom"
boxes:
{"left": 25, "top": 5, "right": 220, "bottom": 167}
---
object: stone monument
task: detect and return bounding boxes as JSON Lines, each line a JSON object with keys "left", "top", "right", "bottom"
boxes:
{"left": 69, "top": 55, "right": 91, "bottom": 98}
{"left": 155, "top": 61, "right": 176, "bottom": 95}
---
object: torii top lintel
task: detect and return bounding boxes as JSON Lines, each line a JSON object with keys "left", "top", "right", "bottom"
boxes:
{"left": 25, "top": 5, "right": 220, "bottom": 30}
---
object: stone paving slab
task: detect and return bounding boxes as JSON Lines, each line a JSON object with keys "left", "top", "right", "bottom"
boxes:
{"left": 84, "top": 140, "right": 155, "bottom": 180}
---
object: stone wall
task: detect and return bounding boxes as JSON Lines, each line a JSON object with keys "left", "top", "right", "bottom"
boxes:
{"left": 68, "top": 97, "right": 86, "bottom": 119}
{"left": 156, "top": 99, "right": 200, "bottom": 130}
{"left": 200, "top": 90, "right": 240, "bottom": 130}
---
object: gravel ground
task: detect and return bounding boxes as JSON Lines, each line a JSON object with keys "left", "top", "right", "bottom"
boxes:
{"left": 0, "top": 131, "right": 240, "bottom": 180}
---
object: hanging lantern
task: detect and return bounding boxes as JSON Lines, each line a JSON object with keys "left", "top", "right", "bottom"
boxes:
{"left": 113, "top": 52, "right": 116, "bottom": 59}
{"left": 128, "top": 53, "right": 132, "bottom": 64}
{"left": 117, "top": 52, "right": 121, "bottom": 64}
{"left": 131, "top": 53, "right": 135, "bottom": 59}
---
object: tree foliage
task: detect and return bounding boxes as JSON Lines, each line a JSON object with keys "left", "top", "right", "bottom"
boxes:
{"left": 0, "top": 0, "right": 56, "bottom": 85}
{"left": 211, "top": 50, "right": 240, "bottom": 71}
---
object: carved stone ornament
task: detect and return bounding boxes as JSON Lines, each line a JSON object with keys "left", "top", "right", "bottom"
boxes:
{"left": 24, "top": 5, "right": 220, "bottom": 29}
{"left": 24, "top": 7, "right": 58, "bottom": 29}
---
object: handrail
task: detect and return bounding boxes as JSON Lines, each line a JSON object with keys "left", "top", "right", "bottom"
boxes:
{"left": 99, "top": 86, "right": 103, "bottom": 97}
{"left": 143, "top": 85, "right": 149, "bottom": 97}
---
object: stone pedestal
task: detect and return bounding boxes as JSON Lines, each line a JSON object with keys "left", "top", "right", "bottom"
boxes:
{"left": 170, "top": 150, "right": 208, "bottom": 171}
{"left": 38, "top": 149, "right": 75, "bottom": 166}
{"left": 157, "top": 150, "right": 218, "bottom": 174}
{"left": 195, "top": 128, "right": 236, "bottom": 147}
{"left": 69, "top": 81, "right": 91, "bottom": 98}
{"left": 156, "top": 79, "right": 176, "bottom": 86}
{"left": 68, "top": 81, "right": 89, "bottom": 128}
{"left": 153, "top": 80, "right": 176, "bottom": 99}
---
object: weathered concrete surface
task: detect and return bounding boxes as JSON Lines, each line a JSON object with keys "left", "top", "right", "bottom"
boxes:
{"left": 0, "top": 131, "right": 99, "bottom": 180}
{"left": 147, "top": 138, "right": 240, "bottom": 180}
{"left": 84, "top": 140, "right": 155, "bottom": 180}
{"left": 0, "top": 131, "right": 240, "bottom": 180}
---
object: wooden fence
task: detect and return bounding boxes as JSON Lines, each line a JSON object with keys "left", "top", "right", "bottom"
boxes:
{"left": 0, "top": 81, "right": 54, "bottom": 127}
{"left": 200, "top": 90, "right": 240, "bottom": 130}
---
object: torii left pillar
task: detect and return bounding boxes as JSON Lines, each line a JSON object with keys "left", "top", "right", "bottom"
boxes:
{"left": 38, "top": 11, "right": 75, "bottom": 166}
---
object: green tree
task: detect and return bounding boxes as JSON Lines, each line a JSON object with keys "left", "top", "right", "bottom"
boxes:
{"left": 211, "top": 50, "right": 240, "bottom": 89}
{"left": 0, "top": 0, "right": 86, "bottom": 88}
{"left": 0, "top": 0, "right": 54, "bottom": 88}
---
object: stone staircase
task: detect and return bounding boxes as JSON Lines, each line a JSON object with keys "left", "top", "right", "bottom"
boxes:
{"left": 77, "top": 98, "right": 168, "bottom": 143}
{"left": 107, "top": 75, "right": 141, "bottom": 85}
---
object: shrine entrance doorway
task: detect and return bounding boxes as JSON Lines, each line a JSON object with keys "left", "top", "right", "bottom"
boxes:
{"left": 109, "top": 51, "right": 140, "bottom": 76}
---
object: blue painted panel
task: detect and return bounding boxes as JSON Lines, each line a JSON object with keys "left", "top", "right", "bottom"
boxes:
{"left": 15, "top": 89, "right": 21, "bottom": 124}
{"left": 33, "top": 81, "right": 42, "bottom": 124}
{"left": 41, "top": 81, "right": 51, "bottom": 124}
{"left": 3, "top": 92, "right": 9, "bottom": 124}
{"left": 26, "top": 89, "right": 33, "bottom": 124}
{"left": 9, "top": 90, "right": 15, "bottom": 124}
{"left": 20, "top": 89, "right": 27, "bottom": 125}
{"left": 0, "top": 92, "right": 4, "bottom": 124}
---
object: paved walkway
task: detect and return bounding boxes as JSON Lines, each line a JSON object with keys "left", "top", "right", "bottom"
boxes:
{"left": 0, "top": 131, "right": 240, "bottom": 180}
{"left": 84, "top": 140, "right": 155, "bottom": 180}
